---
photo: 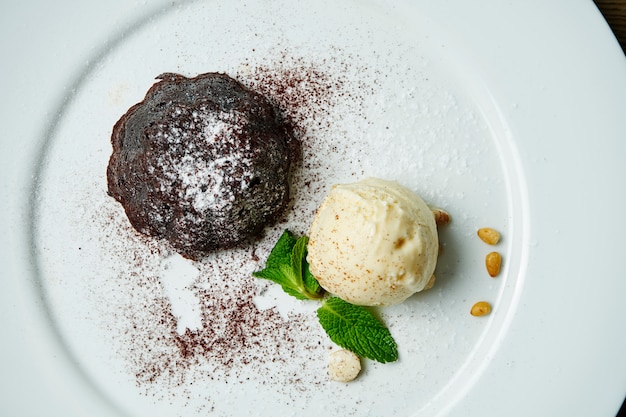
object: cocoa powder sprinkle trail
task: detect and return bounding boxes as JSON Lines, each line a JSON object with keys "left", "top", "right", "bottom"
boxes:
{"left": 101, "top": 49, "right": 373, "bottom": 398}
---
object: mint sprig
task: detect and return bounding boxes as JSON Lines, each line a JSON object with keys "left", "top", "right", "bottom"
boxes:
{"left": 317, "top": 297, "right": 398, "bottom": 363}
{"left": 253, "top": 230, "right": 324, "bottom": 300}
{"left": 253, "top": 229, "right": 398, "bottom": 364}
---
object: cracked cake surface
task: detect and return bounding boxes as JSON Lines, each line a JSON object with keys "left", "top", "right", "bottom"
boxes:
{"left": 107, "top": 72, "right": 299, "bottom": 260}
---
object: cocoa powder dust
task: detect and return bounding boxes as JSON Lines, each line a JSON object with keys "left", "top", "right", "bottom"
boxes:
{"left": 98, "top": 47, "right": 375, "bottom": 407}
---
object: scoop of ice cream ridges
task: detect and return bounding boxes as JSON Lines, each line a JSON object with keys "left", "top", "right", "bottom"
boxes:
{"left": 307, "top": 178, "right": 438, "bottom": 306}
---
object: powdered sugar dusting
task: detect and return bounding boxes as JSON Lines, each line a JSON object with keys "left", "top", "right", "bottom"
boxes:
{"left": 33, "top": 1, "right": 512, "bottom": 415}
{"left": 151, "top": 106, "right": 253, "bottom": 214}
{"left": 94, "top": 50, "right": 369, "bottom": 401}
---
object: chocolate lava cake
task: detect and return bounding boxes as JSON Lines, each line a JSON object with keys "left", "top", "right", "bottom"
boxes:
{"left": 107, "top": 72, "right": 298, "bottom": 260}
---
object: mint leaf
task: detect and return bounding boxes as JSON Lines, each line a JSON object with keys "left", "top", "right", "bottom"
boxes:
{"left": 290, "top": 236, "right": 308, "bottom": 283}
{"left": 252, "top": 267, "right": 285, "bottom": 284}
{"left": 303, "top": 260, "right": 322, "bottom": 296}
{"left": 277, "top": 263, "right": 311, "bottom": 301}
{"left": 253, "top": 265, "right": 309, "bottom": 301}
{"left": 266, "top": 230, "right": 297, "bottom": 269}
{"left": 253, "top": 230, "right": 324, "bottom": 300}
{"left": 292, "top": 235, "right": 321, "bottom": 296}
{"left": 317, "top": 297, "right": 398, "bottom": 363}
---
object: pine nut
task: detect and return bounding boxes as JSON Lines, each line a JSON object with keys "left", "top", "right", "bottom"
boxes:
{"left": 432, "top": 208, "right": 451, "bottom": 227}
{"left": 477, "top": 227, "right": 500, "bottom": 245}
{"left": 485, "top": 252, "right": 502, "bottom": 277}
{"left": 470, "top": 301, "right": 492, "bottom": 316}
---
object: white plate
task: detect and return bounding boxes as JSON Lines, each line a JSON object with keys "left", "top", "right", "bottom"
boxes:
{"left": 1, "top": 1, "right": 625, "bottom": 416}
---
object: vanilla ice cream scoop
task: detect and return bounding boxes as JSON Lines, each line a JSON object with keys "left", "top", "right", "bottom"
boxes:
{"left": 307, "top": 178, "right": 439, "bottom": 306}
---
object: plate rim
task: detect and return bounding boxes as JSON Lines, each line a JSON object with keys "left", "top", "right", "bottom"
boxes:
{"left": 2, "top": 0, "right": 626, "bottom": 416}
